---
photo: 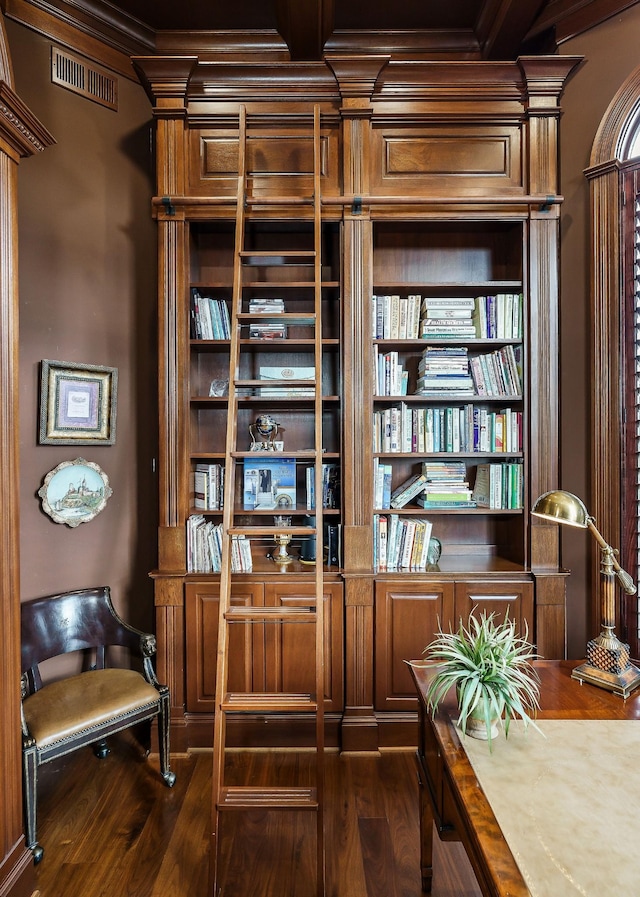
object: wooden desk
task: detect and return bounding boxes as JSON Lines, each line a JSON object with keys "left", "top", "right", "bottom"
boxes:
{"left": 410, "top": 659, "right": 640, "bottom": 895}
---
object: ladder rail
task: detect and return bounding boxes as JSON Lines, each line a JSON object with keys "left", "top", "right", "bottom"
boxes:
{"left": 210, "top": 103, "right": 247, "bottom": 897}
{"left": 312, "top": 102, "right": 326, "bottom": 897}
{"left": 210, "top": 104, "right": 327, "bottom": 897}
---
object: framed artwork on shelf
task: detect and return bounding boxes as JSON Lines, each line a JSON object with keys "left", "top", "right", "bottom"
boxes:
{"left": 38, "top": 457, "right": 113, "bottom": 527}
{"left": 39, "top": 359, "right": 118, "bottom": 445}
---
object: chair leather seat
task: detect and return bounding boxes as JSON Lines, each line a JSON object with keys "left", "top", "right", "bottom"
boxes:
{"left": 23, "top": 668, "right": 160, "bottom": 749}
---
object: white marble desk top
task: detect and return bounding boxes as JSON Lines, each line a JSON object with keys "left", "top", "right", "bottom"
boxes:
{"left": 462, "top": 719, "right": 640, "bottom": 896}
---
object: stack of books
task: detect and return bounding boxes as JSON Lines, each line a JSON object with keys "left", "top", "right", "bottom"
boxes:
{"left": 248, "top": 297, "right": 287, "bottom": 339}
{"left": 420, "top": 297, "right": 477, "bottom": 339}
{"left": 372, "top": 294, "right": 422, "bottom": 339}
{"left": 190, "top": 289, "right": 231, "bottom": 339}
{"left": 417, "top": 461, "right": 475, "bottom": 508}
{"left": 258, "top": 365, "right": 315, "bottom": 397}
{"left": 374, "top": 514, "right": 434, "bottom": 571}
{"left": 416, "top": 346, "right": 474, "bottom": 396}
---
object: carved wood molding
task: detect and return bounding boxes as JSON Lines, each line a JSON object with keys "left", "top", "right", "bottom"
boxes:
{"left": 0, "top": 81, "right": 55, "bottom": 159}
{"left": 586, "top": 62, "right": 640, "bottom": 635}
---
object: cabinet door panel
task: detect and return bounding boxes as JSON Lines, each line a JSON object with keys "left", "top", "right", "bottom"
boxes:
{"left": 264, "top": 581, "right": 344, "bottom": 712}
{"left": 453, "top": 580, "right": 534, "bottom": 640}
{"left": 185, "top": 582, "right": 264, "bottom": 713}
{"left": 375, "top": 581, "right": 455, "bottom": 711}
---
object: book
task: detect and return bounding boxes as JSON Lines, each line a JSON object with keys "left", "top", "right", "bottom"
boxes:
{"left": 306, "top": 463, "right": 340, "bottom": 509}
{"left": 390, "top": 472, "right": 428, "bottom": 508}
{"left": 243, "top": 458, "right": 296, "bottom": 510}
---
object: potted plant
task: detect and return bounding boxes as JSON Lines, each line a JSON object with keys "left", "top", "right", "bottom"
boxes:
{"left": 423, "top": 610, "right": 542, "bottom": 748}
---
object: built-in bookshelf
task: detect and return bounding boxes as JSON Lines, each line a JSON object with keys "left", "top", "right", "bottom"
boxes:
{"left": 137, "top": 53, "right": 575, "bottom": 753}
{"left": 187, "top": 220, "right": 342, "bottom": 573}
{"left": 371, "top": 221, "right": 527, "bottom": 573}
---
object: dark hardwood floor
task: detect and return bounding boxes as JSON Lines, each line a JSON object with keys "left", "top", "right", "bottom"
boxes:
{"left": 33, "top": 732, "right": 482, "bottom": 897}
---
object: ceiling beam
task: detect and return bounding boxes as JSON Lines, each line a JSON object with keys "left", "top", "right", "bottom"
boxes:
{"left": 275, "top": 0, "right": 334, "bottom": 61}
{"left": 476, "top": 0, "right": 549, "bottom": 58}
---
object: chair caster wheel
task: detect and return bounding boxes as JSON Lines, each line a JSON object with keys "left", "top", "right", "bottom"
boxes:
{"left": 32, "top": 845, "right": 44, "bottom": 864}
{"left": 163, "top": 770, "right": 176, "bottom": 788}
{"left": 94, "top": 740, "right": 110, "bottom": 759}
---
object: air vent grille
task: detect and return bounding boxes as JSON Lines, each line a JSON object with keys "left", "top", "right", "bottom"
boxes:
{"left": 51, "top": 47, "right": 118, "bottom": 111}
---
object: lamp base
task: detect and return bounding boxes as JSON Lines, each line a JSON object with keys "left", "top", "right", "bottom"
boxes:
{"left": 571, "top": 655, "right": 640, "bottom": 699}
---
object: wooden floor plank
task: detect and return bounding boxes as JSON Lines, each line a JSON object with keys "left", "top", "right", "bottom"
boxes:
{"left": 33, "top": 735, "right": 482, "bottom": 897}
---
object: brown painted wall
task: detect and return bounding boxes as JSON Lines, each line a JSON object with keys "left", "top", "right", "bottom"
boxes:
{"left": 8, "top": 20, "right": 158, "bottom": 632}
{"left": 7, "top": 8, "right": 640, "bottom": 657}
{"left": 559, "top": 6, "right": 640, "bottom": 657}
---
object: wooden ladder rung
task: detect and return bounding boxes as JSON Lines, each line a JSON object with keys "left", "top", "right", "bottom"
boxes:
{"left": 219, "top": 786, "right": 318, "bottom": 810}
{"left": 239, "top": 249, "right": 316, "bottom": 260}
{"left": 227, "top": 525, "right": 316, "bottom": 537}
{"left": 222, "top": 692, "right": 318, "bottom": 712}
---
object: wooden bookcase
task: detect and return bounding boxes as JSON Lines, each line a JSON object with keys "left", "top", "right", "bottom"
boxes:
{"left": 135, "top": 52, "right": 579, "bottom": 752}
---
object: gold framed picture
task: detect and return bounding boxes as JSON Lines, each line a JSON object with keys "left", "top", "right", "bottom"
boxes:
{"left": 39, "top": 359, "right": 118, "bottom": 445}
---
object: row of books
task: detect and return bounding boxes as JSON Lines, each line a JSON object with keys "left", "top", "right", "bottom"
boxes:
{"left": 469, "top": 345, "right": 522, "bottom": 397}
{"left": 419, "top": 460, "right": 475, "bottom": 508}
{"left": 375, "top": 459, "right": 523, "bottom": 510}
{"left": 373, "top": 514, "right": 434, "bottom": 571}
{"left": 421, "top": 297, "right": 477, "bottom": 340}
{"left": 415, "top": 345, "right": 522, "bottom": 397}
{"left": 372, "top": 294, "right": 423, "bottom": 339}
{"left": 416, "top": 346, "right": 474, "bottom": 396}
{"left": 192, "top": 463, "right": 225, "bottom": 511}
{"left": 373, "top": 347, "right": 409, "bottom": 396}
{"left": 191, "top": 460, "right": 341, "bottom": 513}
{"left": 472, "top": 462, "right": 524, "bottom": 509}
{"left": 373, "top": 403, "right": 522, "bottom": 454}
{"left": 190, "top": 289, "right": 231, "bottom": 340}
{"left": 186, "top": 516, "right": 252, "bottom": 573}
{"left": 305, "top": 463, "right": 340, "bottom": 510}
{"left": 371, "top": 294, "right": 524, "bottom": 341}
{"left": 473, "top": 293, "right": 523, "bottom": 340}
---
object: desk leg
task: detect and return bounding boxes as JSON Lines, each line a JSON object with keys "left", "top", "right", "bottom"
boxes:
{"left": 415, "top": 752, "right": 433, "bottom": 893}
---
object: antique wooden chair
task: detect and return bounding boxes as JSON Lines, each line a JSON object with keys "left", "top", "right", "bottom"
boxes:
{"left": 20, "top": 586, "right": 176, "bottom": 863}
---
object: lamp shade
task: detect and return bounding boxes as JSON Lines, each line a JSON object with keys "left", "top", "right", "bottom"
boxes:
{"left": 531, "top": 490, "right": 590, "bottom": 528}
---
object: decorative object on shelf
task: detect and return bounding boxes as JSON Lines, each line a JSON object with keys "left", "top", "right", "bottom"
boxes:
{"left": 243, "top": 458, "right": 296, "bottom": 510}
{"left": 421, "top": 611, "right": 541, "bottom": 749}
{"left": 38, "top": 458, "right": 112, "bottom": 527}
{"left": 209, "top": 378, "right": 229, "bottom": 397}
{"left": 426, "top": 536, "right": 442, "bottom": 567}
{"left": 39, "top": 359, "right": 117, "bottom": 445}
{"left": 249, "top": 413, "right": 280, "bottom": 451}
{"left": 532, "top": 490, "right": 640, "bottom": 698}
{"left": 272, "top": 515, "right": 294, "bottom": 565}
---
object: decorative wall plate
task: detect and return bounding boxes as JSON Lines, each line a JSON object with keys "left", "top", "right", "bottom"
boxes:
{"left": 38, "top": 458, "right": 112, "bottom": 527}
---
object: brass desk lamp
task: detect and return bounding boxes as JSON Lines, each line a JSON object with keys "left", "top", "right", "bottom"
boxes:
{"left": 532, "top": 490, "right": 640, "bottom": 698}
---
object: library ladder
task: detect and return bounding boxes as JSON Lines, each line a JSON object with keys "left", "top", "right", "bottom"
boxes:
{"left": 210, "top": 105, "right": 326, "bottom": 897}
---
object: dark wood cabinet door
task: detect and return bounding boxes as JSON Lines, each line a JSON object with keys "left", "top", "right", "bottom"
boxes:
{"left": 264, "top": 581, "right": 344, "bottom": 712}
{"left": 185, "top": 581, "right": 265, "bottom": 713}
{"left": 374, "top": 580, "right": 455, "bottom": 711}
{"left": 453, "top": 580, "right": 534, "bottom": 641}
